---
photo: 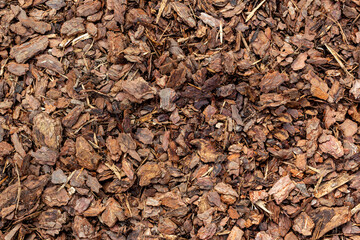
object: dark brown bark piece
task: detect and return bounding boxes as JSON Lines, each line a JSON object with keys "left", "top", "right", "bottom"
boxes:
{"left": 60, "top": 17, "right": 85, "bottom": 36}
{"left": 62, "top": 105, "right": 84, "bottom": 128}
{"left": 38, "top": 209, "right": 67, "bottom": 236}
{"left": 31, "top": 146, "right": 59, "bottom": 165}
{"left": 172, "top": 2, "right": 196, "bottom": 27}
{"left": 77, "top": 1, "right": 101, "bottom": 17}
{"left": 0, "top": 175, "right": 49, "bottom": 219}
{"left": 259, "top": 71, "right": 288, "bottom": 93}
{"left": 11, "top": 5, "right": 51, "bottom": 34}
{"left": 10, "top": 36, "right": 49, "bottom": 63}
{"left": 36, "top": 54, "right": 64, "bottom": 74}
{"left": 309, "top": 207, "right": 351, "bottom": 239}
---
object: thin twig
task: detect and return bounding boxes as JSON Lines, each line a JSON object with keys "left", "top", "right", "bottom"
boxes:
{"left": 246, "top": 0, "right": 266, "bottom": 22}
{"left": 14, "top": 164, "right": 21, "bottom": 213}
{"left": 156, "top": 0, "right": 167, "bottom": 24}
{"left": 325, "top": 43, "right": 353, "bottom": 79}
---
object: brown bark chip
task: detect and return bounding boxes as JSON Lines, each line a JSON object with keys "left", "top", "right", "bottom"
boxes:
{"left": 10, "top": 36, "right": 48, "bottom": 63}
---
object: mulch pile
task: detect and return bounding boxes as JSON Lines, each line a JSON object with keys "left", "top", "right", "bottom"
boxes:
{"left": 1, "top": 0, "right": 360, "bottom": 239}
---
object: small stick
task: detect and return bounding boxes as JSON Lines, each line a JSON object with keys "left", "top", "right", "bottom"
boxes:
{"left": 156, "top": 0, "right": 167, "bottom": 24}
{"left": 325, "top": 43, "right": 353, "bottom": 78}
{"left": 219, "top": 21, "right": 223, "bottom": 44}
{"left": 58, "top": 170, "right": 76, "bottom": 192}
{"left": 14, "top": 164, "right": 21, "bottom": 213}
{"left": 246, "top": 0, "right": 266, "bottom": 22}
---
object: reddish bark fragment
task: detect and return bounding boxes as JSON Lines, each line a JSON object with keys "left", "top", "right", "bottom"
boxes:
{"left": 268, "top": 175, "right": 295, "bottom": 204}
{"left": 293, "top": 212, "right": 314, "bottom": 236}
{"left": 10, "top": 36, "right": 48, "bottom": 63}
{"left": 36, "top": 54, "right": 64, "bottom": 74}
{"left": 76, "top": 136, "right": 101, "bottom": 170}
{"left": 259, "top": 71, "right": 288, "bottom": 93}
{"left": 7, "top": 62, "right": 29, "bottom": 76}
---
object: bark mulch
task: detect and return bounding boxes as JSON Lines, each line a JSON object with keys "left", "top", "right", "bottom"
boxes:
{"left": 1, "top": 0, "right": 360, "bottom": 239}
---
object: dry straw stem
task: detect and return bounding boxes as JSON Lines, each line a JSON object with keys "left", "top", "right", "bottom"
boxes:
{"left": 325, "top": 43, "right": 354, "bottom": 79}
{"left": 245, "top": 0, "right": 266, "bottom": 22}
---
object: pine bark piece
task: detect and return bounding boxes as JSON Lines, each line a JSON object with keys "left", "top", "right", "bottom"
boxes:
{"left": 314, "top": 173, "right": 354, "bottom": 198}
{"left": 318, "top": 134, "right": 344, "bottom": 159}
{"left": 36, "top": 54, "right": 64, "bottom": 74}
{"left": 11, "top": 5, "right": 51, "bottom": 34}
{"left": 101, "top": 197, "right": 126, "bottom": 227}
{"left": 199, "top": 12, "right": 221, "bottom": 28}
{"left": 305, "top": 117, "right": 322, "bottom": 158}
{"left": 268, "top": 175, "right": 295, "bottom": 204}
{"left": 159, "top": 88, "right": 176, "bottom": 112}
{"left": 159, "top": 191, "right": 187, "bottom": 209}
{"left": 350, "top": 79, "right": 360, "bottom": 99}
{"left": 0, "top": 175, "right": 49, "bottom": 219}
{"left": 293, "top": 212, "right": 315, "bottom": 236}
{"left": 135, "top": 128, "right": 154, "bottom": 145}
{"left": 43, "top": 186, "right": 70, "bottom": 207}
{"left": 126, "top": 8, "right": 152, "bottom": 26}
{"left": 309, "top": 206, "right": 351, "bottom": 239}
{"left": 7, "top": 62, "right": 29, "bottom": 76}
{"left": 46, "top": 0, "right": 66, "bottom": 10}
{"left": 73, "top": 216, "right": 95, "bottom": 239}
{"left": 137, "top": 162, "right": 162, "bottom": 186}
{"left": 77, "top": 1, "right": 101, "bottom": 17}
{"left": 303, "top": 70, "right": 329, "bottom": 101}
{"left": 33, "top": 112, "right": 63, "bottom": 150}
{"left": 214, "top": 182, "right": 239, "bottom": 197}
{"left": 31, "top": 146, "right": 59, "bottom": 165}
{"left": 60, "top": 17, "right": 85, "bottom": 36}
{"left": 0, "top": 142, "right": 14, "bottom": 157}
{"left": 122, "top": 77, "right": 156, "bottom": 102}
{"left": 10, "top": 36, "right": 49, "bottom": 63}
{"left": 107, "top": 31, "right": 126, "bottom": 63}
{"left": 75, "top": 136, "right": 101, "bottom": 170}
{"left": 114, "top": 0, "right": 127, "bottom": 24}
{"left": 190, "top": 139, "right": 223, "bottom": 163}
{"left": 38, "top": 209, "right": 67, "bottom": 236}
{"left": 197, "top": 223, "right": 217, "bottom": 240}
{"left": 291, "top": 52, "right": 308, "bottom": 71}
{"left": 227, "top": 226, "right": 244, "bottom": 240}
{"left": 171, "top": 2, "right": 196, "bottom": 27}
{"left": 62, "top": 105, "right": 84, "bottom": 127}
{"left": 340, "top": 119, "right": 358, "bottom": 137}
{"left": 158, "top": 217, "right": 177, "bottom": 235}
{"left": 259, "top": 71, "right": 288, "bottom": 93}
{"left": 51, "top": 169, "right": 67, "bottom": 184}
